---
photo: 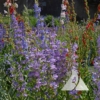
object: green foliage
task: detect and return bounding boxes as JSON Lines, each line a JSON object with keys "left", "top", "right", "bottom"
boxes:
{"left": 29, "top": 16, "right": 37, "bottom": 27}
{"left": 28, "top": 9, "right": 34, "bottom": 16}
{"left": 22, "top": 5, "right": 30, "bottom": 23}
{"left": 22, "top": 6, "right": 37, "bottom": 27}
{"left": 54, "top": 18, "right": 60, "bottom": 26}
{"left": 44, "top": 15, "right": 60, "bottom": 27}
{"left": 44, "top": 15, "right": 53, "bottom": 27}
{"left": 0, "top": 15, "right": 9, "bottom": 25}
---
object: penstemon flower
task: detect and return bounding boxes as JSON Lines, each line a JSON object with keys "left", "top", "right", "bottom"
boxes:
{"left": 4, "top": 0, "right": 11, "bottom": 7}
{"left": 97, "top": 36, "right": 100, "bottom": 56}
{"left": 9, "top": 5, "right": 15, "bottom": 15}
{"left": 65, "top": 43, "right": 79, "bottom": 98}
{"left": 4, "top": 10, "right": 8, "bottom": 14}
{"left": 14, "top": 3, "right": 18, "bottom": 8}
{"left": 4, "top": 0, "right": 18, "bottom": 15}
{"left": 0, "top": 24, "right": 6, "bottom": 51}
{"left": 33, "top": 3, "right": 41, "bottom": 18}
{"left": 92, "top": 36, "right": 100, "bottom": 100}
{"left": 7, "top": 26, "right": 69, "bottom": 97}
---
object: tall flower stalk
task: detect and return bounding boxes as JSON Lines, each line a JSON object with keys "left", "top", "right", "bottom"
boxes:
{"left": 84, "top": 0, "right": 90, "bottom": 20}
{"left": 0, "top": 24, "right": 6, "bottom": 51}
{"left": 71, "top": 0, "right": 76, "bottom": 22}
{"left": 92, "top": 36, "right": 100, "bottom": 100}
{"left": 60, "top": 0, "right": 69, "bottom": 25}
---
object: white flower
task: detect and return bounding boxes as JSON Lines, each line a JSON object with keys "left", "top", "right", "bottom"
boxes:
{"left": 61, "top": 4, "right": 66, "bottom": 10}
{"left": 4, "top": 10, "right": 8, "bottom": 14}
{"left": 4, "top": 2, "right": 7, "bottom": 7}
{"left": 8, "top": 3, "right": 11, "bottom": 6}
{"left": 4, "top": 2, "right": 11, "bottom": 7}
{"left": 60, "top": 19, "right": 64, "bottom": 25}
{"left": 60, "top": 12, "right": 66, "bottom": 18}
{"left": 14, "top": 3, "right": 18, "bottom": 8}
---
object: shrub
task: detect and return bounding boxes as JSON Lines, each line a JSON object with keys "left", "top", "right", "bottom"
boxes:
{"left": 29, "top": 16, "right": 37, "bottom": 27}
{"left": 44, "top": 15, "right": 54, "bottom": 27}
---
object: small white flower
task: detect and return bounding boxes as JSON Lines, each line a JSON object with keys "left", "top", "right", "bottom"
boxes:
{"left": 61, "top": 4, "right": 66, "bottom": 10}
{"left": 60, "top": 19, "right": 64, "bottom": 25}
{"left": 4, "top": 10, "right": 8, "bottom": 14}
{"left": 60, "top": 12, "right": 66, "bottom": 18}
{"left": 8, "top": 3, "right": 12, "bottom": 6}
{"left": 14, "top": 3, "right": 18, "bottom": 8}
{"left": 4, "top": 2, "right": 11, "bottom": 7}
{"left": 4, "top": 2, "right": 7, "bottom": 7}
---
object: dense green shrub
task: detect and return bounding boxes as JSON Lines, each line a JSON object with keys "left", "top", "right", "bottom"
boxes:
{"left": 44, "top": 15, "right": 53, "bottom": 27}
{"left": 28, "top": 9, "right": 34, "bottom": 16}
{"left": 54, "top": 18, "right": 60, "bottom": 26}
{"left": 29, "top": 16, "right": 37, "bottom": 27}
{"left": 44, "top": 15, "right": 60, "bottom": 27}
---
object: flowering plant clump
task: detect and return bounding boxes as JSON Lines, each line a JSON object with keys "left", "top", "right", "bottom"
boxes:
{"left": 0, "top": 24, "right": 6, "bottom": 51}
{"left": 33, "top": 1, "right": 41, "bottom": 19}
{"left": 68, "top": 43, "right": 80, "bottom": 99}
{"left": 6, "top": 26, "right": 69, "bottom": 98}
{"left": 92, "top": 36, "right": 100, "bottom": 100}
